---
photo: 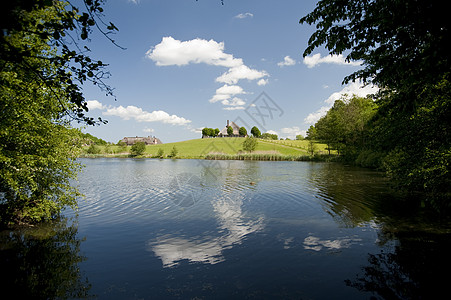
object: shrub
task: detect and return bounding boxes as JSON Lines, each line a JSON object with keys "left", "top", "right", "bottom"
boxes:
{"left": 168, "top": 146, "right": 178, "bottom": 158}
{"left": 117, "top": 141, "right": 127, "bottom": 153}
{"left": 130, "top": 141, "right": 146, "bottom": 157}
{"left": 261, "top": 133, "right": 278, "bottom": 140}
{"left": 86, "top": 144, "right": 101, "bottom": 154}
{"left": 156, "top": 148, "right": 164, "bottom": 158}
{"left": 296, "top": 135, "right": 304, "bottom": 140}
{"left": 242, "top": 137, "right": 258, "bottom": 152}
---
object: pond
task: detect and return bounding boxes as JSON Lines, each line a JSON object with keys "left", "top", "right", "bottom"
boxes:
{"left": 1, "top": 158, "right": 450, "bottom": 299}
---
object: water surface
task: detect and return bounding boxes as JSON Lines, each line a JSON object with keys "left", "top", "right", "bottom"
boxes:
{"left": 1, "top": 159, "right": 450, "bottom": 299}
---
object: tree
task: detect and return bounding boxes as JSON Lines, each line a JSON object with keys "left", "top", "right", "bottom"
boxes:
{"left": 261, "top": 133, "right": 278, "bottom": 140}
{"left": 202, "top": 127, "right": 219, "bottom": 138}
{"left": 86, "top": 144, "right": 101, "bottom": 154}
{"left": 227, "top": 126, "right": 234, "bottom": 136}
{"left": 0, "top": 1, "right": 119, "bottom": 225}
{"left": 305, "top": 125, "right": 317, "bottom": 140}
{"left": 251, "top": 126, "right": 261, "bottom": 138}
{"left": 307, "top": 140, "right": 317, "bottom": 156}
{"left": 130, "top": 142, "right": 146, "bottom": 157}
{"left": 169, "top": 146, "right": 178, "bottom": 158}
{"left": 117, "top": 141, "right": 127, "bottom": 153}
{"left": 104, "top": 144, "right": 112, "bottom": 154}
{"left": 242, "top": 137, "right": 258, "bottom": 152}
{"left": 1, "top": 0, "right": 120, "bottom": 125}
{"left": 239, "top": 127, "right": 247, "bottom": 137}
{"left": 313, "top": 96, "right": 377, "bottom": 156}
{"left": 300, "top": 0, "right": 450, "bottom": 97}
{"left": 296, "top": 135, "right": 304, "bottom": 140}
{"left": 0, "top": 6, "right": 93, "bottom": 225}
{"left": 369, "top": 80, "right": 451, "bottom": 206}
{"left": 156, "top": 148, "right": 164, "bottom": 158}
{"left": 202, "top": 127, "right": 210, "bottom": 137}
{"left": 81, "top": 133, "right": 107, "bottom": 146}
{"left": 301, "top": 0, "right": 451, "bottom": 206}
{"left": 0, "top": 81, "right": 83, "bottom": 224}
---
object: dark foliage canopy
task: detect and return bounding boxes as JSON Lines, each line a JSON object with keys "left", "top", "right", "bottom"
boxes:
{"left": 1, "top": 0, "right": 120, "bottom": 125}
{"left": 300, "top": 0, "right": 450, "bottom": 97}
{"left": 301, "top": 0, "right": 451, "bottom": 207}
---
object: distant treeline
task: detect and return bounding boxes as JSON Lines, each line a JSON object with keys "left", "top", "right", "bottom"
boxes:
{"left": 81, "top": 132, "right": 108, "bottom": 146}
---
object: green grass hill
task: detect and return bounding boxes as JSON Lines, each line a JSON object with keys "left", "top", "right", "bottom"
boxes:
{"left": 81, "top": 137, "right": 334, "bottom": 160}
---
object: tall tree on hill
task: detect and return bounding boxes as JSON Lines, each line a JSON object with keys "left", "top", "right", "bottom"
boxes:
{"left": 251, "top": 126, "right": 261, "bottom": 138}
{"left": 227, "top": 126, "right": 234, "bottom": 136}
{"left": 239, "top": 127, "right": 247, "bottom": 137}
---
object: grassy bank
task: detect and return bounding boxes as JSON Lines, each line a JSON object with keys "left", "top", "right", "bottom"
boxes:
{"left": 80, "top": 138, "right": 336, "bottom": 160}
{"left": 204, "top": 152, "right": 334, "bottom": 161}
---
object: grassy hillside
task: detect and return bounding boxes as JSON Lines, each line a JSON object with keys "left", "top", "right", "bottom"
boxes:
{"left": 81, "top": 137, "right": 333, "bottom": 159}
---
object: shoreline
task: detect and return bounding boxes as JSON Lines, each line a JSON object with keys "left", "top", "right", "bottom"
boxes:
{"left": 79, "top": 138, "right": 337, "bottom": 161}
{"left": 78, "top": 153, "right": 337, "bottom": 162}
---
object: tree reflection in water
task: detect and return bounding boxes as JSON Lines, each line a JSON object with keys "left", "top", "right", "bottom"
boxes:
{"left": 306, "top": 163, "right": 451, "bottom": 298}
{"left": 0, "top": 217, "right": 92, "bottom": 299}
{"left": 345, "top": 222, "right": 451, "bottom": 299}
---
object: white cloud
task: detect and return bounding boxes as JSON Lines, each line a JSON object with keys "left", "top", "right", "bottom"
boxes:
{"left": 234, "top": 12, "right": 253, "bottom": 19}
{"left": 215, "top": 64, "right": 268, "bottom": 85}
{"left": 304, "top": 82, "right": 378, "bottom": 125}
{"left": 221, "top": 97, "right": 245, "bottom": 107}
{"left": 324, "top": 82, "right": 378, "bottom": 105}
{"left": 215, "top": 84, "right": 245, "bottom": 98}
{"left": 209, "top": 84, "right": 246, "bottom": 107}
{"left": 266, "top": 130, "right": 278, "bottom": 135}
{"left": 86, "top": 100, "right": 192, "bottom": 127}
{"left": 303, "top": 106, "right": 331, "bottom": 125}
{"left": 146, "top": 36, "right": 242, "bottom": 68}
{"left": 146, "top": 37, "right": 268, "bottom": 110}
{"left": 223, "top": 106, "right": 245, "bottom": 111}
{"left": 277, "top": 55, "right": 296, "bottom": 67}
{"left": 280, "top": 126, "right": 306, "bottom": 139}
{"left": 192, "top": 127, "right": 204, "bottom": 133}
{"left": 209, "top": 94, "right": 229, "bottom": 103}
{"left": 86, "top": 100, "right": 105, "bottom": 110}
{"left": 303, "top": 53, "right": 362, "bottom": 68}
{"left": 210, "top": 85, "right": 246, "bottom": 110}
{"left": 257, "top": 78, "right": 268, "bottom": 86}
{"left": 103, "top": 104, "right": 191, "bottom": 126}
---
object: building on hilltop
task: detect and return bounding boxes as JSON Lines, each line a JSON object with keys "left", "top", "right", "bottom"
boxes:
{"left": 121, "top": 136, "right": 163, "bottom": 146}
{"left": 219, "top": 120, "right": 241, "bottom": 137}
{"left": 201, "top": 120, "right": 248, "bottom": 138}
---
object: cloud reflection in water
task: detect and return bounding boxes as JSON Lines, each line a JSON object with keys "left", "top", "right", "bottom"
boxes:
{"left": 149, "top": 166, "right": 264, "bottom": 268}
{"left": 303, "top": 235, "right": 362, "bottom": 251}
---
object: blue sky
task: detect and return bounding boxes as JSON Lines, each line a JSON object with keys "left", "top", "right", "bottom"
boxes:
{"left": 80, "top": 0, "right": 377, "bottom": 143}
